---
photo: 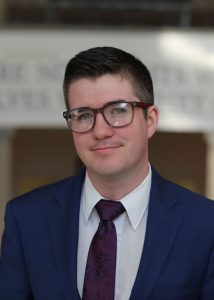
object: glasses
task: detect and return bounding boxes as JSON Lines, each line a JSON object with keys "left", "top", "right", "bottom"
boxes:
{"left": 63, "top": 100, "right": 152, "bottom": 133}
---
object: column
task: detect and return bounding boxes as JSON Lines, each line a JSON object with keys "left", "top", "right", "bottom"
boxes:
{"left": 0, "top": 130, "right": 14, "bottom": 239}
{"left": 204, "top": 133, "right": 214, "bottom": 200}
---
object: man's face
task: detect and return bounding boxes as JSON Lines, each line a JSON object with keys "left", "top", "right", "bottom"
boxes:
{"left": 68, "top": 74, "right": 158, "bottom": 183}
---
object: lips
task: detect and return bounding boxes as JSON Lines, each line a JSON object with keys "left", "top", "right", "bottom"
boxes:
{"left": 91, "top": 144, "right": 122, "bottom": 153}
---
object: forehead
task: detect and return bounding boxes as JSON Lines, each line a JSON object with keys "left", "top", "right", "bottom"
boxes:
{"left": 68, "top": 74, "right": 137, "bottom": 108}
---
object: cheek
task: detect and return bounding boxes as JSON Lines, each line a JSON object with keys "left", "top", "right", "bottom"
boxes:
{"left": 126, "top": 118, "right": 148, "bottom": 143}
{"left": 72, "top": 135, "right": 85, "bottom": 154}
{"left": 72, "top": 134, "right": 93, "bottom": 161}
{"left": 130, "top": 125, "right": 148, "bottom": 153}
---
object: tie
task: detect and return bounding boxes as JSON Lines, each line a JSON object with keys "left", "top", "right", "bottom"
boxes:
{"left": 82, "top": 199, "right": 125, "bottom": 300}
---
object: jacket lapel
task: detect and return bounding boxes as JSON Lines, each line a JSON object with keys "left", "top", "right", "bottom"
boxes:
{"left": 48, "top": 170, "right": 85, "bottom": 300}
{"left": 130, "top": 169, "right": 183, "bottom": 300}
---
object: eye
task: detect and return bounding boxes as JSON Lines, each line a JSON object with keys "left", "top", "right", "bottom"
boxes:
{"left": 78, "top": 112, "right": 93, "bottom": 121}
{"left": 113, "top": 107, "right": 127, "bottom": 114}
{"left": 71, "top": 109, "right": 94, "bottom": 122}
{"left": 110, "top": 103, "right": 130, "bottom": 115}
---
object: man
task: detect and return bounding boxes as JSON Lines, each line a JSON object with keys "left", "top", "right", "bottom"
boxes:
{"left": 0, "top": 46, "right": 214, "bottom": 300}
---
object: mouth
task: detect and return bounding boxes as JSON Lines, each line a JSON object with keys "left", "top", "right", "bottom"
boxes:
{"left": 91, "top": 144, "right": 122, "bottom": 154}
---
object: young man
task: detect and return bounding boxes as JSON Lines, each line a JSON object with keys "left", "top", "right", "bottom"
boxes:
{"left": 0, "top": 47, "right": 214, "bottom": 300}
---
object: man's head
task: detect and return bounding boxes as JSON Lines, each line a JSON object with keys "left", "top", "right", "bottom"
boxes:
{"left": 63, "top": 47, "right": 158, "bottom": 194}
{"left": 63, "top": 46, "right": 154, "bottom": 110}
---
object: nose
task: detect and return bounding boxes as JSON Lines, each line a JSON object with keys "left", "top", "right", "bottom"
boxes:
{"left": 92, "top": 112, "right": 114, "bottom": 139}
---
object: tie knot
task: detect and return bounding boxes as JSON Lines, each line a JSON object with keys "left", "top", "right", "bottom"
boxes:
{"left": 96, "top": 199, "right": 125, "bottom": 221}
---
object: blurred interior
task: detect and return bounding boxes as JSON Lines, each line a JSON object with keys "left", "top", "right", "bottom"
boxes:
{"left": 0, "top": 0, "right": 214, "bottom": 238}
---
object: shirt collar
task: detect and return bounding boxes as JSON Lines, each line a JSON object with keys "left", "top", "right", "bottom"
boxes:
{"left": 82, "top": 173, "right": 102, "bottom": 222}
{"left": 82, "top": 164, "right": 152, "bottom": 230}
{"left": 120, "top": 166, "right": 151, "bottom": 229}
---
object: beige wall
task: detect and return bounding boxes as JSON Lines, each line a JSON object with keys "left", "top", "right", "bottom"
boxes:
{"left": 13, "top": 129, "right": 80, "bottom": 197}
{"left": 149, "top": 132, "right": 206, "bottom": 196}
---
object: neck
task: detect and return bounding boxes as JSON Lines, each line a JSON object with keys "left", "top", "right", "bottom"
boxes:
{"left": 87, "top": 164, "right": 150, "bottom": 200}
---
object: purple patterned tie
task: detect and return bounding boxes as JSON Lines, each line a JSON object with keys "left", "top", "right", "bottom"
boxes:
{"left": 82, "top": 199, "right": 125, "bottom": 300}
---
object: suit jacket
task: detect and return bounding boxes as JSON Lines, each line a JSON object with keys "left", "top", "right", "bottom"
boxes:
{"left": 1, "top": 168, "right": 214, "bottom": 300}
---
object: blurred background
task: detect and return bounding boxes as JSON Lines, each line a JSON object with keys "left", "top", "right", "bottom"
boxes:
{"left": 0, "top": 0, "right": 214, "bottom": 238}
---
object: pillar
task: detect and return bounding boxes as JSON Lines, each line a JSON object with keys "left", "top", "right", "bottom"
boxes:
{"left": 0, "top": 130, "right": 14, "bottom": 240}
{"left": 204, "top": 133, "right": 214, "bottom": 200}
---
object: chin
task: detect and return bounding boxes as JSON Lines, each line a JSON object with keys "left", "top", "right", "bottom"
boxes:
{"left": 93, "top": 166, "right": 125, "bottom": 179}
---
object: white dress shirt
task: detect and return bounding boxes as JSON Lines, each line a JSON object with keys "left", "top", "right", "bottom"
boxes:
{"left": 77, "top": 165, "right": 152, "bottom": 300}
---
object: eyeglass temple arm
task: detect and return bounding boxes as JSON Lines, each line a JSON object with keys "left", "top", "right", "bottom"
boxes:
{"left": 134, "top": 102, "right": 153, "bottom": 109}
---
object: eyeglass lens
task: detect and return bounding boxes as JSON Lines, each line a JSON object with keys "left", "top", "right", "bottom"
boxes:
{"left": 67, "top": 101, "right": 133, "bottom": 133}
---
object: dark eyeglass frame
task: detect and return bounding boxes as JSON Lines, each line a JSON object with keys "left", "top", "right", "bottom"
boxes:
{"left": 63, "top": 100, "right": 153, "bottom": 133}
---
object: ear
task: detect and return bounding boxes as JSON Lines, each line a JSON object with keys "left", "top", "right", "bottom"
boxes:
{"left": 147, "top": 105, "right": 159, "bottom": 139}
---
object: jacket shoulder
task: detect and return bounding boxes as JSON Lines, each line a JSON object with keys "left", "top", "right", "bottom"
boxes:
{"left": 151, "top": 167, "right": 214, "bottom": 228}
{"left": 7, "top": 169, "right": 85, "bottom": 211}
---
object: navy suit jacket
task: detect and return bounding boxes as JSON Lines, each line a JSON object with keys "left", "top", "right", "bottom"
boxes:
{"left": 1, "top": 168, "right": 214, "bottom": 300}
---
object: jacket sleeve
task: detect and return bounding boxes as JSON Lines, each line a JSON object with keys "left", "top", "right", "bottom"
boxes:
{"left": 200, "top": 242, "right": 214, "bottom": 300}
{"left": 0, "top": 203, "right": 33, "bottom": 300}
